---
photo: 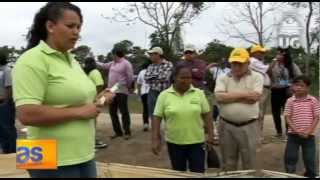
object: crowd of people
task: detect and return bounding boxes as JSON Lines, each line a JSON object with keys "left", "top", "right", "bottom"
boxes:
{"left": 0, "top": 2, "right": 319, "bottom": 178}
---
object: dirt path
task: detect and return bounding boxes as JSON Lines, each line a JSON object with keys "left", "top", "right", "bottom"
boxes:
{"left": 94, "top": 113, "right": 319, "bottom": 175}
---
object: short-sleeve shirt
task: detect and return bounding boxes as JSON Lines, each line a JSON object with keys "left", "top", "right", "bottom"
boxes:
{"left": 176, "top": 59, "right": 207, "bottom": 89}
{"left": 0, "top": 65, "right": 12, "bottom": 98}
{"left": 284, "top": 95, "right": 320, "bottom": 135}
{"left": 12, "top": 40, "right": 97, "bottom": 166}
{"left": 153, "top": 86, "right": 210, "bottom": 145}
{"left": 88, "top": 69, "right": 104, "bottom": 87}
{"left": 270, "top": 62, "right": 302, "bottom": 88}
{"left": 214, "top": 70, "right": 263, "bottom": 123}
{"left": 137, "top": 69, "right": 150, "bottom": 95}
{"left": 145, "top": 59, "right": 173, "bottom": 92}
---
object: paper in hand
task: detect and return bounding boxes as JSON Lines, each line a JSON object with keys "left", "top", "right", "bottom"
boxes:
{"left": 98, "top": 83, "right": 120, "bottom": 105}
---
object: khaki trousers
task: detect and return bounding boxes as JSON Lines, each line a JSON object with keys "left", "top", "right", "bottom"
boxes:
{"left": 219, "top": 119, "right": 258, "bottom": 171}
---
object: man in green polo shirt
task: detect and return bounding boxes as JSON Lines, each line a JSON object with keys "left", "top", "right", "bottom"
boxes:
{"left": 215, "top": 48, "right": 263, "bottom": 171}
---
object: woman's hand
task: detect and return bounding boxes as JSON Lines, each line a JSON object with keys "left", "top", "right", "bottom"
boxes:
{"left": 95, "top": 89, "right": 115, "bottom": 106}
{"left": 152, "top": 138, "right": 162, "bottom": 156}
{"left": 75, "top": 104, "right": 101, "bottom": 119}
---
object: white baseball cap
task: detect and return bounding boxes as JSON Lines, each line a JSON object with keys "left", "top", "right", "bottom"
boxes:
{"left": 147, "top": 47, "right": 163, "bottom": 55}
{"left": 184, "top": 44, "right": 197, "bottom": 53}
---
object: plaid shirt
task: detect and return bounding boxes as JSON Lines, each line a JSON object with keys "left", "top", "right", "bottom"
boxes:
{"left": 144, "top": 59, "right": 173, "bottom": 92}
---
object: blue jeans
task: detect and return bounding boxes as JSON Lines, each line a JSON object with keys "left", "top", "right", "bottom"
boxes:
{"left": 28, "top": 160, "right": 97, "bottom": 178}
{"left": 0, "top": 99, "right": 17, "bottom": 153}
{"left": 284, "top": 134, "right": 317, "bottom": 178}
{"left": 147, "top": 90, "right": 160, "bottom": 118}
{"left": 167, "top": 142, "right": 205, "bottom": 173}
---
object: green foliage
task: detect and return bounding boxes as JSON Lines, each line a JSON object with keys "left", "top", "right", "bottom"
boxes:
{"left": 198, "top": 39, "right": 234, "bottom": 63}
{"left": 71, "top": 45, "right": 93, "bottom": 63}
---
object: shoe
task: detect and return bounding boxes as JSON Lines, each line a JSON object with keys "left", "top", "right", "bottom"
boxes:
{"left": 124, "top": 134, "right": 131, "bottom": 140}
{"left": 274, "top": 134, "right": 283, "bottom": 138}
{"left": 95, "top": 140, "right": 108, "bottom": 149}
{"left": 143, "top": 124, "right": 149, "bottom": 132}
{"left": 110, "top": 134, "right": 123, "bottom": 140}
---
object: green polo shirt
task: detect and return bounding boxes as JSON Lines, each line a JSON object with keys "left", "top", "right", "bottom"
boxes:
{"left": 12, "top": 40, "right": 97, "bottom": 166}
{"left": 153, "top": 86, "right": 210, "bottom": 145}
{"left": 88, "top": 69, "right": 104, "bottom": 87}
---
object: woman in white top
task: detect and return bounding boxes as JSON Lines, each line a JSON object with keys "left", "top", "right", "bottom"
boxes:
{"left": 137, "top": 63, "right": 151, "bottom": 131}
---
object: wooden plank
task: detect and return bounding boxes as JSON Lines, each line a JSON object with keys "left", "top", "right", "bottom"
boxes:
{"left": 0, "top": 153, "right": 29, "bottom": 178}
{"left": 97, "top": 162, "right": 200, "bottom": 178}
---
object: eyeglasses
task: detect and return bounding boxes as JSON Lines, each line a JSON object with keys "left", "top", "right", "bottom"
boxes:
{"left": 184, "top": 51, "right": 194, "bottom": 55}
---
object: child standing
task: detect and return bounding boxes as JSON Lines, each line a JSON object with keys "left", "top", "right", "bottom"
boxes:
{"left": 284, "top": 75, "right": 319, "bottom": 178}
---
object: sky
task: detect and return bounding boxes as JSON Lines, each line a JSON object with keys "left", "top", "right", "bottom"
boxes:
{"left": 0, "top": 2, "right": 313, "bottom": 56}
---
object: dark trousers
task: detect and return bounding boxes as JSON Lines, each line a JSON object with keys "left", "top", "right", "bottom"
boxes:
{"left": 28, "top": 160, "right": 97, "bottom": 178}
{"left": 147, "top": 90, "right": 161, "bottom": 118}
{"left": 271, "top": 88, "right": 289, "bottom": 135}
{"left": 0, "top": 99, "right": 17, "bottom": 153}
{"left": 141, "top": 94, "right": 149, "bottom": 125}
{"left": 284, "top": 134, "right": 317, "bottom": 178}
{"left": 167, "top": 142, "right": 205, "bottom": 173}
{"left": 109, "top": 93, "right": 131, "bottom": 136}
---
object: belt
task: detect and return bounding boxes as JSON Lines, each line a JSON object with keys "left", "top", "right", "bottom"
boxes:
{"left": 263, "top": 85, "right": 271, "bottom": 89}
{"left": 221, "top": 117, "right": 258, "bottom": 127}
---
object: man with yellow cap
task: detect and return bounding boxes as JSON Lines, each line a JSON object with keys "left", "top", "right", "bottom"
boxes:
{"left": 215, "top": 48, "right": 263, "bottom": 171}
{"left": 249, "top": 45, "right": 276, "bottom": 145}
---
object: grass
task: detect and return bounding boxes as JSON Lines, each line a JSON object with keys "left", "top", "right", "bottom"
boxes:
{"left": 108, "top": 84, "right": 319, "bottom": 115}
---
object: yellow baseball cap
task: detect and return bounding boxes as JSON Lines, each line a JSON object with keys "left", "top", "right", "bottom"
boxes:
{"left": 229, "top": 48, "right": 250, "bottom": 63}
{"left": 250, "top": 45, "right": 267, "bottom": 54}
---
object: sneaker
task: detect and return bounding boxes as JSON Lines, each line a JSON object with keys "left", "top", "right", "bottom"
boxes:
{"left": 124, "top": 134, "right": 131, "bottom": 140}
{"left": 143, "top": 124, "right": 149, "bottom": 132}
{"left": 274, "top": 134, "right": 283, "bottom": 138}
{"left": 95, "top": 140, "right": 108, "bottom": 149}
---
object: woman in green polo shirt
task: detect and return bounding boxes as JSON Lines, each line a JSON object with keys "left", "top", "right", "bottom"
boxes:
{"left": 12, "top": 2, "right": 113, "bottom": 178}
{"left": 152, "top": 65, "right": 215, "bottom": 173}
{"left": 83, "top": 57, "right": 108, "bottom": 150}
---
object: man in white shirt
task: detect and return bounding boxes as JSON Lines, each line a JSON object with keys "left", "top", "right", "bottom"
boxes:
{"left": 136, "top": 63, "right": 151, "bottom": 131}
{"left": 249, "top": 45, "right": 274, "bottom": 145}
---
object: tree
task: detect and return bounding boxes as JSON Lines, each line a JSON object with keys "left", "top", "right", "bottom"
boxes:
{"left": 113, "top": 40, "right": 134, "bottom": 55}
{"left": 97, "top": 55, "right": 106, "bottom": 63}
{"left": 0, "top": 46, "right": 21, "bottom": 62}
{"left": 217, "top": 2, "right": 279, "bottom": 46}
{"left": 105, "top": 2, "right": 209, "bottom": 58}
{"left": 287, "top": 2, "right": 320, "bottom": 75}
{"left": 198, "top": 39, "right": 233, "bottom": 63}
{"left": 71, "top": 45, "right": 93, "bottom": 63}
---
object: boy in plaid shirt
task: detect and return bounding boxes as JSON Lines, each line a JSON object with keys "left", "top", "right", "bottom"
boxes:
{"left": 284, "top": 75, "right": 319, "bottom": 178}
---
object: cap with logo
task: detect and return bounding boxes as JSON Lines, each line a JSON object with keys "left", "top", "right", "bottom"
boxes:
{"left": 250, "top": 45, "right": 268, "bottom": 54}
{"left": 229, "top": 48, "right": 250, "bottom": 63}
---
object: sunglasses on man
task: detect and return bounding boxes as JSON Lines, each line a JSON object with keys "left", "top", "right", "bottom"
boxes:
{"left": 184, "top": 51, "right": 194, "bottom": 55}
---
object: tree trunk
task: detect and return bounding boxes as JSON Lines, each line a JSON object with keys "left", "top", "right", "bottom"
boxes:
{"left": 305, "top": 2, "right": 313, "bottom": 76}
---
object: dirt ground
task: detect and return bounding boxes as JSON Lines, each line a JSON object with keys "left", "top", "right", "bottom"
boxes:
{"left": 93, "top": 113, "right": 319, "bottom": 175}
{"left": 16, "top": 113, "right": 319, "bottom": 176}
